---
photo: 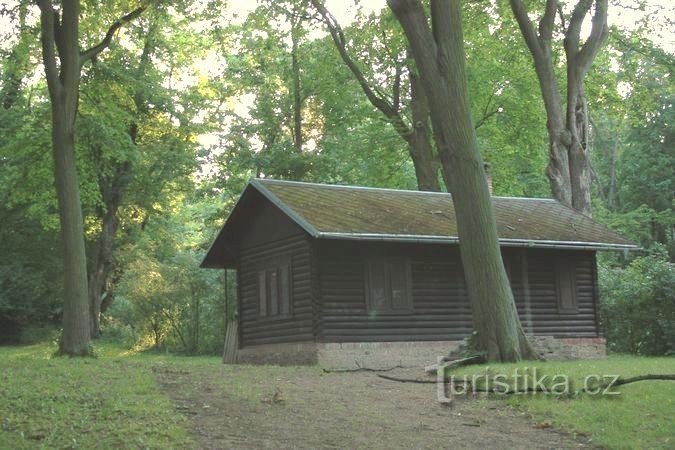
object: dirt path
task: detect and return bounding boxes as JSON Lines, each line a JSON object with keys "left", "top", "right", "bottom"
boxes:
{"left": 154, "top": 365, "right": 588, "bottom": 449}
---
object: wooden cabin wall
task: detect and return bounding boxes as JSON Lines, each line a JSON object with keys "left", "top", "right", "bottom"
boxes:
{"left": 506, "top": 249, "right": 600, "bottom": 337}
{"left": 236, "top": 201, "right": 315, "bottom": 347}
{"left": 316, "top": 242, "right": 471, "bottom": 342}
{"left": 315, "top": 241, "right": 600, "bottom": 342}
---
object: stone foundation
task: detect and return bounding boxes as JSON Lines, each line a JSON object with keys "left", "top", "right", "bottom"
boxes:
{"left": 232, "top": 337, "right": 606, "bottom": 367}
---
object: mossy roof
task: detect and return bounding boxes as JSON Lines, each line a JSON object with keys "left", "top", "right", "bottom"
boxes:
{"left": 202, "top": 179, "right": 638, "bottom": 267}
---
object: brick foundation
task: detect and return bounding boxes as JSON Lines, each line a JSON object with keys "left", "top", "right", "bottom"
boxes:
{"left": 317, "top": 341, "right": 462, "bottom": 369}
{"left": 533, "top": 337, "right": 607, "bottom": 360}
{"left": 231, "top": 336, "right": 606, "bottom": 367}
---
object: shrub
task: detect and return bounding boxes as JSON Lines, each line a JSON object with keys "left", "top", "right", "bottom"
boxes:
{"left": 599, "top": 246, "right": 674, "bottom": 355}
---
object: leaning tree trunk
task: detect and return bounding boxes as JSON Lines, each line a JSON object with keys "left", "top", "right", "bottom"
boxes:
{"left": 389, "top": 0, "right": 538, "bottom": 361}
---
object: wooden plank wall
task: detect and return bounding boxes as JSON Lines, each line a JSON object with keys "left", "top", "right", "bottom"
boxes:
{"left": 238, "top": 234, "right": 315, "bottom": 346}
{"left": 236, "top": 198, "right": 316, "bottom": 347}
{"left": 316, "top": 241, "right": 600, "bottom": 342}
{"left": 509, "top": 249, "right": 599, "bottom": 337}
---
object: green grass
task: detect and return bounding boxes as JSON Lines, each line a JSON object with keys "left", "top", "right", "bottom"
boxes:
{"left": 0, "top": 342, "right": 197, "bottom": 449}
{"left": 452, "top": 356, "right": 675, "bottom": 449}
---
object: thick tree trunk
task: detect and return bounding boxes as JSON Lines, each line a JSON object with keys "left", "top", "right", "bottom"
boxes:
{"left": 509, "top": 0, "right": 607, "bottom": 217}
{"left": 38, "top": 0, "right": 146, "bottom": 354}
{"left": 408, "top": 65, "right": 441, "bottom": 191}
{"left": 388, "top": 0, "right": 537, "bottom": 362}
{"left": 567, "top": 81, "right": 593, "bottom": 216}
{"left": 53, "top": 105, "right": 92, "bottom": 356}
{"left": 38, "top": 0, "right": 92, "bottom": 356}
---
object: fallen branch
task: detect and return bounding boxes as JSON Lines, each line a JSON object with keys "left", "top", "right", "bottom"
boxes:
{"left": 580, "top": 374, "right": 675, "bottom": 393}
{"left": 379, "top": 373, "right": 675, "bottom": 395}
{"left": 612, "top": 374, "right": 675, "bottom": 386}
{"left": 377, "top": 374, "right": 436, "bottom": 383}
{"left": 377, "top": 374, "right": 541, "bottom": 393}
{"left": 323, "top": 363, "right": 404, "bottom": 373}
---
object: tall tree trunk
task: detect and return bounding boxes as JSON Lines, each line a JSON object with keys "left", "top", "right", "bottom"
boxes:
{"left": 291, "top": 16, "right": 303, "bottom": 153}
{"left": 53, "top": 102, "right": 92, "bottom": 355}
{"left": 38, "top": 0, "right": 92, "bottom": 356}
{"left": 37, "top": 0, "right": 145, "bottom": 354}
{"left": 388, "top": 0, "right": 537, "bottom": 362}
{"left": 607, "top": 139, "right": 618, "bottom": 209}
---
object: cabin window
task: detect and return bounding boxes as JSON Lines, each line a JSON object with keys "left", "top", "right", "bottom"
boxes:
{"left": 555, "top": 257, "right": 577, "bottom": 314}
{"left": 365, "top": 258, "right": 412, "bottom": 313}
{"left": 257, "top": 257, "right": 292, "bottom": 317}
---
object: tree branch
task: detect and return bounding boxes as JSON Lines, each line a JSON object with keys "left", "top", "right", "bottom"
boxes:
{"left": 565, "top": 0, "right": 593, "bottom": 56}
{"left": 538, "top": 0, "right": 557, "bottom": 42}
{"left": 509, "top": 0, "right": 544, "bottom": 60}
{"left": 80, "top": 5, "right": 147, "bottom": 66}
{"left": 36, "top": 0, "right": 61, "bottom": 96}
{"left": 576, "top": 0, "right": 608, "bottom": 76}
{"left": 311, "top": 0, "right": 411, "bottom": 141}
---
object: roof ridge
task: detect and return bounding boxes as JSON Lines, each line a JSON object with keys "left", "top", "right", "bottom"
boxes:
{"left": 254, "top": 178, "right": 557, "bottom": 202}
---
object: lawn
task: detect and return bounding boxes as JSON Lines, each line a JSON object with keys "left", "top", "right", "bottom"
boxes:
{"left": 452, "top": 356, "right": 675, "bottom": 449}
{"left": 0, "top": 342, "right": 198, "bottom": 449}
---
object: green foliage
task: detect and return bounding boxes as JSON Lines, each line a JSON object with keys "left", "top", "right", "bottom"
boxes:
{"left": 0, "top": 206, "right": 63, "bottom": 343}
{"left": 589, "top": 28, "right": 674, "bottom": 257}
{"left": 110, "top": 198, "right": 226, "bottom": 355}
{"left": 599, "top": 247, "right": 675, "bottom": 356}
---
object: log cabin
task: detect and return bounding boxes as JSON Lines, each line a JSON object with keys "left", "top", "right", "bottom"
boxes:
{"left": 202, "top": 179, "right": 638, "bottom": 367}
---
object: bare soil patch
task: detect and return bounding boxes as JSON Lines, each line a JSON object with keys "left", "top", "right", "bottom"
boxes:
{"left": 154, "top": 365, "right": 589, "bottom": 449}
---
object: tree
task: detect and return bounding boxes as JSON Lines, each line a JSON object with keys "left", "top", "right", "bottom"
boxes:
{"left": 36, "top": 0, "right": 145, "bottom": 355}
{"left": 311, "top": 0, "right": 442, "bottom": 191}
{"left": 387, "top": 0, "right": 537, "bottom": 361}
{"left": 508, "top": 0, "right": 608, "bottom": 216}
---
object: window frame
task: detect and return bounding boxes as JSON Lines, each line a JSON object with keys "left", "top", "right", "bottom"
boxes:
{"left": 364, "top": 257, "right": 413, "bottom": 314}
{"left": 257, "top": 255, "right": 293, "bottom": 318}
{"left": 555, "top": 256, "right": 578, "bottom": 315}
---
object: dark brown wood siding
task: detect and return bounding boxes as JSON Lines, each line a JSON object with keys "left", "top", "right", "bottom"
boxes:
{"left": 316, "top": 241, "right": 600, "bottom": 342}
{"left": 508, "top": 248, "right": 599, "bottom": 337}
{"left": 236, "top": 199, "right": 315, "bottom": 347}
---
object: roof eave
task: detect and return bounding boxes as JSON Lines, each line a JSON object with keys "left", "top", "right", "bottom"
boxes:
{"left": 317, "top": 232, "right": 640, "bottom": 251}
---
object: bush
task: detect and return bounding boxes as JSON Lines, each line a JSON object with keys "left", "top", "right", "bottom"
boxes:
{"left": 599, "top": 246, "right": 675, "bottom": 355}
